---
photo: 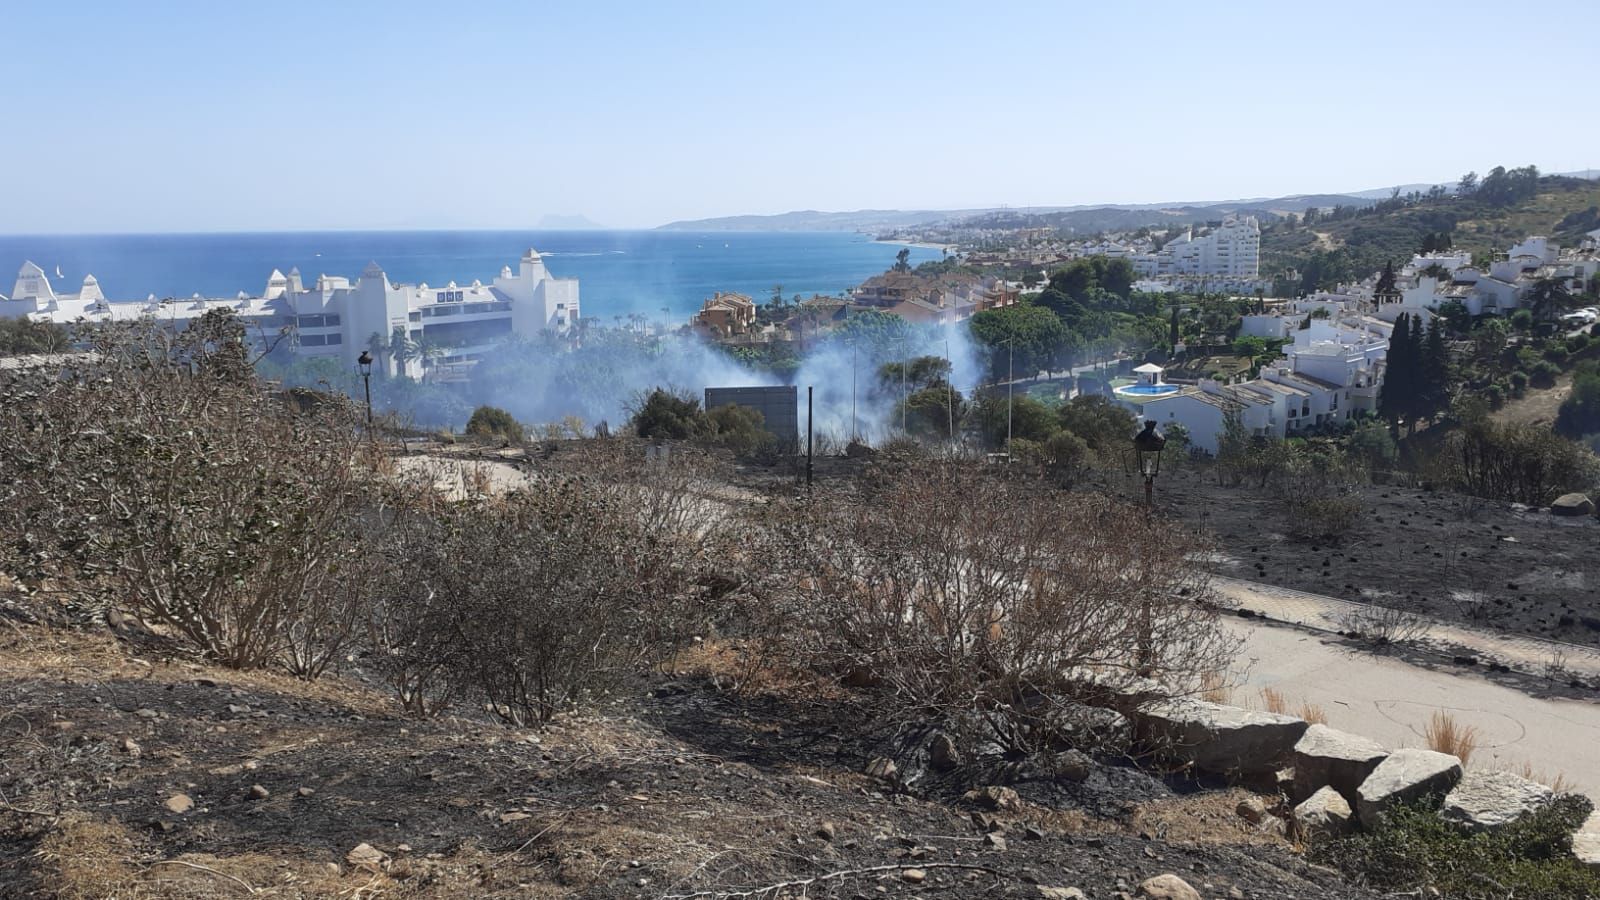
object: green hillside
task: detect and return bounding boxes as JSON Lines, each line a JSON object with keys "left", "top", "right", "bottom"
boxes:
{"left": 1261, "top": 171, "right": 1600, "bottom": 293}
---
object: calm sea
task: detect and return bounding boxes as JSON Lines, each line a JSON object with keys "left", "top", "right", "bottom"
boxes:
{"left": 0, "top": 231, "right": 944, "bottom": 320}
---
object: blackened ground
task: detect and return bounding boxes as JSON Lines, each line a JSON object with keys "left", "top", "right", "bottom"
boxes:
{"left": 0, "top": 619, "right": 1388, "bottom": 899}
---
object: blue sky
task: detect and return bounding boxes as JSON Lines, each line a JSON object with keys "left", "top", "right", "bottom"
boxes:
{"left": 4, "top": 0, "right": 1595, "bottom": 233}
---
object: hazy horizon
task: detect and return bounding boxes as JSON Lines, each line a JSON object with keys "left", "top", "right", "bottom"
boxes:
{"left": 4, "top": 0, "right": 1596, "bottom": 234}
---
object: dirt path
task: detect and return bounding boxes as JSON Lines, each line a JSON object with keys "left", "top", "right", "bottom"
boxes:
{"left": 1213, "top": 575, "right": 1600, "bottom": 680}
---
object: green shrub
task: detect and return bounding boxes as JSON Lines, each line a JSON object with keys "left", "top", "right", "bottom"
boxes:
{"left": 1509, "top": 370, "right": 1530, "bottom": 394}
{"left": 629, "top": 388, "right": 707, "bottom": 440}
{"left": 1566, "top": 333, "right": 1591, "bottom": 354}
{"left": 705, "top": 403, "right": 777, "bottom": 460}
{"left": 1310, "top": 795, "right": 1600, "bottom": 899}
{"left": 1483, "top": 383, "right": 1507, "bottom": 409}
{"left": 1543, "top": 344, "right": 1571, "bottom": 366}
{"left": 1509, "top": 309, "right": 1534, "bottom": 332}
{"left": 465, "top": 405, "right": 524, "bottom": 442}
{"left": 1530, "top": 360, "right": 1563, "bottom": 388}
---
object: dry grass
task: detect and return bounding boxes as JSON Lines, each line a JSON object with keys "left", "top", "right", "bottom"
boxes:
{"left": 666, "top": 638, "right": 848, "bottom": 699}
{"left": 1512, "top": 760, "right": 1576, "bottom": 794}
{"left": 1259, "top": 687, "right": 1289, "bottom": 715}
{"left": 1130, "top": 788, "right": 1289, "bottom": 847}
{"left": 1200, "top": 671, "right": 1232, "bottom": 704}
{"left": 1424, "top": 711, "right": 1479, "bottom": 766}
{"left": 1297, "top": 703, "right": 1328, "bottom": 726}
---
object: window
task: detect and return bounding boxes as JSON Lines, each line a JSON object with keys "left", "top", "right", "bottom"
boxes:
{"left": 296, "top": 313, "right": 341, "bottom": 328}
{"left": 327, "top": 333, "right": 342, "bottom": 345}
{"left": 300, "top": 333, "right": 327, "bottom": 347}
{"left": 408, "top": 312, "right": 421, "bottom": 322}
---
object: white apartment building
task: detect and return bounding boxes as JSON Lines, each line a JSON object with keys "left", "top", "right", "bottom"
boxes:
{"left": 1133, "top": 216, "right": 1261, "bottom": 279}
{"left": 0, "top": 249, "right": 578, "bottom": 376}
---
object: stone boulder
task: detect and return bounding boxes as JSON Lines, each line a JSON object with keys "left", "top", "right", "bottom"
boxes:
{"left": 1136, "top": 699, "right": 1308, "bottom": 776}
{"left": 1294, "top": 785, "right": 1355, "bottom": 839}
{"left": 1550, "top": 493, "right": 1595, "bottom": 517}
{"left": 1573, "top": 809, "right": 1600, "bottom": 873}
{"left": 1292, "top": 724, "right": 1388, "bottom": 804}
{"left": 1138, "top": 873, "right": 1201, "bottom": 900}
{"left": 1355, "top": 749, "right": 1462, "bottom": 828}
{"left": 1439, "top": 770, "right": 1554, "bottom": 831}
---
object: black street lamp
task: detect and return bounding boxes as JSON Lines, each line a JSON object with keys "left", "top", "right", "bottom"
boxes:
{"left": 357, "top": 350, "right": 374, "bottom": 428}
{"left": 1130, "top": 418, "right": 1166, "bottom": 677}
{"left": 1130, "top": 419, "right": 1166, "bottom": 507}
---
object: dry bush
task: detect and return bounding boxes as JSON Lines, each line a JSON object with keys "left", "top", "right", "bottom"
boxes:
{"left": 1424, "top": 711, "right": 1479, "bottom": 765}
{"left": 751, "top": 460, "right": 1240, "bottom": 753}
{"left": 1336, "top": 602, "right": 1434, "bottom": 648}
{"left": 0, "top": 312, "right": 379, "bottom": 675}
{"left": 1286, "top": 496, "right": 1364, "bottom": 541}
{"left": 371, "top": 443, "right": 735, "bottom": 724}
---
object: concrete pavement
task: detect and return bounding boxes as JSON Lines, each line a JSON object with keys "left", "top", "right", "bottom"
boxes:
{"left": 1223, "top": 619, "right": 1600, "bottom": 796}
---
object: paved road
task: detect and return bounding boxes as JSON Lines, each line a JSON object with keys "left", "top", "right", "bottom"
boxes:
{"left": 1226, "top": 620, "right": 1600, "bottom": 796}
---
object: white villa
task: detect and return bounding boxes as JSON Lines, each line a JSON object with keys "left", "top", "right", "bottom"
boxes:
{"left": 0, "top": 249, "right": 578, "bottom": 376}
{"left": 1135, "top": 319, "right": 1389, "bottom": 455}
{"left": 1379, "top": 233, "right": 1600, "bottom": 320}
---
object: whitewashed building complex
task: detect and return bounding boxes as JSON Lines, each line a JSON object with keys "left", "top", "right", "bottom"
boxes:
{"left": 1133, "top": 216, "right": 1261, "bottom": 279}
{"left": 0, "top": 249, "right": 578, "bottom": 376}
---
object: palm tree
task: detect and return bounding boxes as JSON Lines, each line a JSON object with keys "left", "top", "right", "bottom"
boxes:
{"left": 1527, "top": 276, "right": 1575, "bottom": 322}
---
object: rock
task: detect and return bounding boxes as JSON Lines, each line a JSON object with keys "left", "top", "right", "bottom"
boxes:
{"left": 498, "top": 812, "right": 531, "bottom": 824}
{"left": 983, "top": 832, "right": 1008, "bottom": 851}
{"left": 1138, "top": 873, "right": 1201, "bottom": 900}
{"left": 248, "top": 784, "right": 270, "bottom": 800}
{"left": 814, "top": 821, "right": 836, "bottom": 841}
{"left": 1053, "top": 749, "right": 1092, "bottom": 782}
{"left": 928, "top": 732, "right": 961, "bottom": 772}
{"left": 1439, "top": 770, "right": 1554, "bottom": 831}
{"left": 864, "top": 757, "right": 897, "bottom": 780}
{"left": 297, "top": 787, "right": 316, "bottom": 797}
{"left": 1294, "top": 786, "right": 1355, "bottom": 839}
{"left": 964, "top": 785, "right": 1022, "bottom": 811}
{"left": 1573, "top": 809, "right": 1600, "bottom": 873}
{"left": 135, "top": 708, "right": 159, "bottom": 719}
{"left": 1550, "top": 493, "right": 1595, "bottom": 517}
{"left": 901, "top": 868, "right": 926, "bottom": 884}
{"left": 1235, "top": 796, "right": 1267, "bottom": 824}
{"left": 1136, "top": 699, "right": 1308, "bottom": 776}
{"left": 120, "top": 738, "right": 142, "bottom": 757}
{"left": 1038, "top": 888, "right": 1087, "bottom": 899}
{"left": 163, "top": 793, "right": 193, "bottom": 814}
{"left": 1355, "top": 749, "right": 1462, "bottom": 828}
{"left": 1292, "top": 724, "right": 1388, "bottom": 803}
{"left": 345, "top": 843, "right": 388, "bottom": 870}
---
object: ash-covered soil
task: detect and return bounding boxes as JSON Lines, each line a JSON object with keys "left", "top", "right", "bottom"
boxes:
{"left": 1151, "top": 465, "right": 1600, "bottom": 648}
{"left": 0, "top": 622, "right": 1384, "bottom": 900}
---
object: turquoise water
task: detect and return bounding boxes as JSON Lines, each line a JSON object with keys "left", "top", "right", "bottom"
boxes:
{"left": 1117, "top": 384, "right": 1180, "bottom": 395}
{"left": 0, "top": 230, "right": 944, "bottom": 320}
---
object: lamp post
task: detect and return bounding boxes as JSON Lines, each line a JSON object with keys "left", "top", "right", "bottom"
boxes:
{"left": 1131, "top": 419, "right": 1166, "bottom": 676}
{"left": 1131, "top": 419, "right": 1166, "bottom": 507}
{"left": 357, "top": 350, "right": 374, "bottom": 429}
